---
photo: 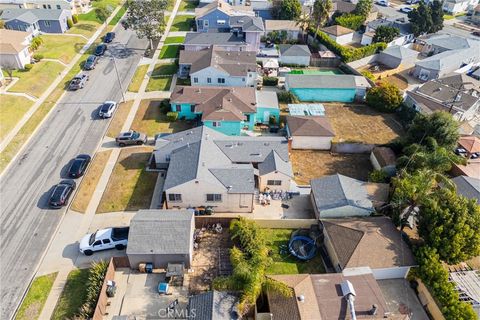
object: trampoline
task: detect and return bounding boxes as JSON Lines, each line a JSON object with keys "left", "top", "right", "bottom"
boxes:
{"left": 289, "top": 235, "right": 317, "bottom": 260}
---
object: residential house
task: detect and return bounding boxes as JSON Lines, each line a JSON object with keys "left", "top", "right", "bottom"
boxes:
{"left": 126, "top": 209, "right": 195, "bottom": 269}
{"left": 0, "top": 29, "right": 33, "bottom": 69}
{"left": 442, "top": 0, "right": 477, "bottom": 14}
{"left": 361, "top": 18, "right": 414, "bottom": 47}
{"left": 187, "top": 291, "right": 239, "bottom": 320}
{"left": 278, "top": 44, "right": 311, "bottom": 66}
{"left": 320, "top": 25, "right": 355, "bottom": 45}
{"left": 322, "top": 217, "right": 416, "bottom": 279}
{"left": 471, "top": 4, "right": 480, "bottom": 25}
{"left": 285, "top": 74, "right": 371, "bottom": 102}
{"left": 286, "top": 115, "right": 335, "bottom": 150}
{"left": 169, "top": 86, "right": 279, "bottom": 134}
{"left": 370, "top": 146, "right": 397, "bottom": 177}
{"left": 260, "top": 273, "right": 395, "bottom": 319}
{"left": 310, "top": 174, "right": 389, "bottom": 218}
{"left": 404, "top": 73, "right": 480, "bottom": 121}
{"left": 153, "top": 126, "right": 293, "bottom": 212}
{"left": 452, "top": 176, "right": 480, "bottom": 204}
{"left": 0, "top": 0, "right": 90, "bottom": 14}
{"left": 183, "top": 32, "right": 250, "bottom": 52}
{"left": 412, "top": 35, "right": 480, "bottom": 81}
{"left": 376, "top": 45, "right": 418, "bottom": 69}
{"left": 451, "top": 135, "right": 480, "bottom": 179}
{"left": 330, "top": 0, "right": 378, "bottom": 22}
{"left": 264, "top": 20, "right": 300, "bottom": 40}
{"left": 0, "top": 8, "right": 72, "bottom": 33}
{"left": 178, "top": 46, "right": 258, "bottom": 87}
{"left": 195, "top": 0, "right": 264, "bottom": 52}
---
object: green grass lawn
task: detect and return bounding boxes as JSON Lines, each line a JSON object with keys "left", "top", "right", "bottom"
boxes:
{"left": 0, "top": 95, "right": 33, "bottom": 141}
{"left": 164, "top": 36, "right": 185, "bottom": 44}
{"left": 15, "top": 273, "right": 58, "bottom": 320}
{"left": 178, "top": 0, "right": 198, "bottom": 11}
{"left": 36, "top": 35, "right": 87, "bottom": 64}
{"left": 265, "top": 229, "right": 326, "bottom": 275}
{"left": 8, "top": 61, "right": 65, "bottom": 98}
{"left": 170, "top": 16, "right": 193, "bottom": 31}
{"left": 159, "top": 45, "right": 180, "bottom": 59}
{"left": 79, "top": 0, "right": 121, "bottom": 22}
{"left": 51, "top": 269, "right": 89, "bottom": 320}
{"left": 146, "top": 63, "right": 177, "bottom": 91}
{"left": 109, "top": 4, "right": 127, "bottom": 25}
{"left": 67, "top": 21, "right": 101, "bottom": 38}
{"left": 128, "top": 64, "right": 149, "bottom": 92}
{"left": 152, "top": 63, "right": 178, "bottom": 76}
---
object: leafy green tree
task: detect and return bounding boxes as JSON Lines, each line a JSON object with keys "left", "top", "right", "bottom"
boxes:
{"left": 429, "top": 0, "right": 444, "bottom": 33}
{"left": 334, "top": 13, "right": 364, "bottom": 31}
{"left": 366, "top": 82, "right": 403, "bottom": 112}
{"left": 272, "top": 0, "right": 302, "bottom": 20}
{"left": 312, "top": 0, "right": 332, "bottom": 36}
{"left": 418, "top": 189, "right": 480, "bottom": 264}
{"left": 354, "top": 0, "right": 373, "bottom": 17}
{"left": 408, "top": 1, "right": 432, "bottom": 36}
{"left": 368, "top": 169, "right": 389, "bottom": 183}
{"left": 72, "top": 14, "right": 79, "bottom": 24}
{"left": 372, "top": 25, "right": 400, "bottom": 43}
{"left": 124, "top": 0, "right": 167, "bottom": 50}
{"left": 403, "top": 112, "right": 460, "bottom": 150}
{"left": 67, "top": 17, "right": 73, "bottom": 28}
{"left": 94, "top": 5, "right": 111, "bottom": 22}
{"left": 295, "top": 13, "right": 311, "bottom": 42}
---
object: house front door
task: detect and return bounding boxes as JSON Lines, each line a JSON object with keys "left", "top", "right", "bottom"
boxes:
{"left": 263, "top": 111, "right": 270, "bottom": 123}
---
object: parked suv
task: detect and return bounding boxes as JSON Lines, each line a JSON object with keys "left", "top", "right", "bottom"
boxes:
{"left": 95, "top": 43, "right": 107, "bottom": 56}
{"left": 115, "top": 131, "right": 147, "bottom": 147}
{"left": 68, "top": 73, "right": 89, "bottom": 90}
{"left": 104, "top": 32, "right": 115, "bottom": 43}
{"left": 84, "top": 55, "right": 98, "bottom": 70}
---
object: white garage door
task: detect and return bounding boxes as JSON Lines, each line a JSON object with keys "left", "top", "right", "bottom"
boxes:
{"left": 292, "top": 136, "right": 332, "bottom": 150}
{"left": 372, "top": 267, "right": 411, "bottom": 280}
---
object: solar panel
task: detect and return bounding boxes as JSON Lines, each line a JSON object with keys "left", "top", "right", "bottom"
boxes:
{"left": 288, "top": 104, "right": 325, "bottom": 116}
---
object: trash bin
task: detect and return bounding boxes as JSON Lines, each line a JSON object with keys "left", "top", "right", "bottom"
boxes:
{"left": 146, "top": 263, "right": 153, "bottom": 273}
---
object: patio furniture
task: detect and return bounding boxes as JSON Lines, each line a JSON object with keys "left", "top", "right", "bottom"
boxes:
{"left": 158, "top": 282, "right": 169, "bottom": 295}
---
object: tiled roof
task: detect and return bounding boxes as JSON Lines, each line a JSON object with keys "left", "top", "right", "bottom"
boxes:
{"left": 0, "top": 29, "right": 30, "bottom": 54}
{"left": 320, "top": 25, "right": 354, "bottom": 36}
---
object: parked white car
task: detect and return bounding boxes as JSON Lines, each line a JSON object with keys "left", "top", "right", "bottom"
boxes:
{"left": 376, "top": 0, "right": 389, "bottom": 6}
{"left": 98, "top": 101, "right": 117, "bottom": 119}
{"left": 79, "top": 227, "right": 129, "bottom": 256}
{"left": 400, "top": 6, "right": 413, "bottom": 13}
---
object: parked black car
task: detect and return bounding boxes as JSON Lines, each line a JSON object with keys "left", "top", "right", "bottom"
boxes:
{"left": 104, "top": 32, "right": 115, "bottom": 43}
{"left": 68, "top": 154, "right": 91, "bottom": 178}
{"left": 95, "top": 43, "right": 107, "bottom": 56}
{"left": 49, "top": 180, "right": 76, "bottom": 209}
{"left": 84, "top": 55, "right": 98, "bottom": 70}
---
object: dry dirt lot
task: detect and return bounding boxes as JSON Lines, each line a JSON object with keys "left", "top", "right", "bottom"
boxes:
{"left": 324, "top": 104, "right": 404, "bottom": 144}
{"left": 291, "top": 150, "right": 373, "bottom": 185}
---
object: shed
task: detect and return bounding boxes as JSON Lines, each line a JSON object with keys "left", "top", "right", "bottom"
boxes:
{"left": 370, "top": 146, "right": 396, "bottom": 176}
{"left": 126, "top": 209, "right": 195, "bottom": 269}
{"left": 278, "top": 44, "right": 311, "bottom": 66}
{"left": 286, "top": 115, "right": 335, "bottom": 150}
{"left": 320, "top": 25, "right": 355, "bottom": 45}
{"left": 377, "top": 45, "right": 418, "bottom": 69}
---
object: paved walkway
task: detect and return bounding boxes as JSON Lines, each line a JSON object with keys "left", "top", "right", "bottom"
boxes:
{"left": 37, "top": 0, "right": 183, "bottom": 318}
{"left": 0, "top": 6, "right": 122, "bottom": 153}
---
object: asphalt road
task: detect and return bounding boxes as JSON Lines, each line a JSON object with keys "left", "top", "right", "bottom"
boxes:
{"left": 0, "top": 27, "right": 147, "bottom": 320}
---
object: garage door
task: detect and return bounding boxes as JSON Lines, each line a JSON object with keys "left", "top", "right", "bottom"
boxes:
{"left": 372, "top": 267, "right": 410, "bottom": 280}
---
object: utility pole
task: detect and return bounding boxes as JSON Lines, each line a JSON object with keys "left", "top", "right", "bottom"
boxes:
{"left": 111, "top": 56, "right": 126, "bottom": 103}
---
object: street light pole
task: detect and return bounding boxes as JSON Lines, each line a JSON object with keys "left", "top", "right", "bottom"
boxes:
{"left": 111, "top": 56, "right": 126, "bottom": 103}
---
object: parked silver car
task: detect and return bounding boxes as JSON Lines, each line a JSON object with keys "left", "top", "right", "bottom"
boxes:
{"left": 115, "top": 131, "right": 147, "bottom": 147}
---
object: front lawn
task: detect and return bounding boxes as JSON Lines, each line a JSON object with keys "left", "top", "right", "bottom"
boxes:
{"left": 128, "top": 64, "right": 149, "bottom": 92}
{"left": 109, "top": 4, "right": 127, "bottom": 25}
{"left": 15, "top": 273, "right": 58, "bottom": 320}
{"left": 170, "top": 16, "right": 194, "bottom": 31}
{"left": 51, "top": 268, "right": 89, "bottom": 320}
{"left": 178, "top": 0, "right": 198, "bottom": 11}
{"left": 36, "top": 35, "right": 87, "bottom": 64}
{"left": 67, "top": 21, "right": 101, "bottom": 38}
{"left": 97, "top": 147, "right": 158, "bottom": 213}
{"left": 131, "top": 99, "right": 194, "bottom": 136}
{"left": 146, "top": 63, "right": 177, "bottom": 91}
{"left": 0, "top": 95, "right": 33, "bottom": 140}
{"left": 79, "top": 0, "right": 121, "bottom": 22}
{"left": 164, "top": 36, "right": 185, "bottom": 44}
{"left": 106, "top": 101, "right": 133, "bottom": 138}
{"left": 159, "top": 45, "right": 180, "bottom": 59}
{"left": 146, "top": 77, "right": 172, "bottom": 91}
{"left": 8, "top": 61, "right": 65, "bottom": 97}
{"left": 264, "top": 229, "right": 326, "bottom": 275}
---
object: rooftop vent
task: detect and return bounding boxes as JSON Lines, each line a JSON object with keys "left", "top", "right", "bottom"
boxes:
{"left": 250, "top": 153, "right": 261, "bottom": 156}
{"left": 225, "top": 144, "right": 234, "bottom": 148}
{"left": 297, "top": 295, "right": 305, "bottom": 302}
{"left": 264, "top": 142, "right": 270, "bottom": 146}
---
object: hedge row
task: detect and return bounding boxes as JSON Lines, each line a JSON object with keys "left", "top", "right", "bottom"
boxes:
{"left": 309, "top": 28, "right": 386, "bottom": 63}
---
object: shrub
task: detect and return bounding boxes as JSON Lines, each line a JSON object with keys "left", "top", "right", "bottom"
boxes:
{"left": 366, "top": 82, "right": 403, "bottom": 112}
{"left": 160, "top": 100, "right": 170, "bottom": 114}
{"left": 361, "top": 70, "right": 375, "bottom": 81}
{"left": 368, "top": 169, "right": 389, "bottom": 183}
{"left": 33, "top": 53, "right": 44, "bottom": 61}
{"left": 78, "top": 260, "right": 109, "bottom": 318}
{"left": 67, "top": 17, "right": 73, "bottom": 29}
{"left": 29, "top": 36, "right": 43, "bottom": 51}
{"left": 23, "top": 64, "right": 33, "bottom": 71}
{"left": 335, "top": 13, "right": 365, "bottom": 31}
{"left": 72, "top": 14, "right": 79, "bottom": 24}
{"left": 262, "top": 76, "right": 278, "bottom": 86}
{"left": 269, "top": 115, "right": 277, "bottom": 126}
{"left": 277, "top": 91, "right": 298, "bottom": 103}
{"left": 166, "top": 111, "right": 178, "bottom": 122}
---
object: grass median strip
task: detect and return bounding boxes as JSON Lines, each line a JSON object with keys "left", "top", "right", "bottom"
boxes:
{"left": 106, "top": 100, "right": 133, "bottom": 138}
{"left": 164, "top": 36, "right": 185, "bottom": 44}
{"left": 51, "top": 268, "right": 89, "bottom": 320}
{"left": 0, "top": 95, "right": 33, "bottom": 141}
{"left": 71, "top": 150, "right": 113, "bottom": 213}
{"left": 15, "top": 272, "right": 58, "bottom": 320}
{"left": 159, "top": 45, "right": 180, "bottom": 59}
{"left": 109, "top": 4, "right": 127, "bottom": 26}
{"left": 97, "top": 147, "right": 158, "bottom": 213}
{"left": 127, "top": 64, "right": 148, "bottom": 93}
{"left": 170, "top": 15, "right": 194, "bottom": 31}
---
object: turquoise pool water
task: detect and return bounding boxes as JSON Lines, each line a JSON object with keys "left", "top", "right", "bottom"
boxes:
{"left": 291, "top": 88, "right": 356, "bottom": 102}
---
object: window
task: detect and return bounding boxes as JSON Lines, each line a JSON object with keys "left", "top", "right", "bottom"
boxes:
{"left": 47, "top": 4, "right": 51, "bottom": 8}
{"left": 217, "top": 78, "right": 225, "bottom": 84}
{"left": 242, "top": 78, "right": 245, "bottom": 82}
{"left": 212, "top": 121, "right": 221, "bottom": 127}
{"left": 217, "top": 20, "right": 226, "bottom": 25}
{"left": 175, "top": 105, "right": 181, "bottom": 112}
{"left": 204, "top": 20, "right": 209, "bottom": 27}
{"left": 193, "top": 77, "right": 198, "bottom": 83}
{"left": 103, "top": 239, "right": 111, "bottom": 244}
{"left": 44, "top": 20, "right": 51, "bottom": 27}
{"left": 267, "top": 180, "right": 282, "bottom": 186}
{"left": 168, "top": 194, "right": 182, "bottom": 202}
{"left": 56, "top": 4, "right": 61, "bottom": 9}
{"left": 93, "top": 240, "right": 102, "bottom": 246}
{"left": 190, "top": 105, "right": 195, "bottom": 112}
{"left": 207, "top": 77, "right": 211, "bottom": 83}
{"left": 206, "top": 194, "right": 222, "bottom": 202}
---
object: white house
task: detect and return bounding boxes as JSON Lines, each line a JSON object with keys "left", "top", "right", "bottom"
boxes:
{"left": 0, "top": 0, "right": 90, "bottom": 14}
{"left": 442, "top": 0, "right": 477, "bottom": 14}
{"left": 286, "top": 115, "right": 335, "bottom": 150}
{"left": 0, "top": 29, "right": 33, "bottom": 69}
{"left": 278, "top": 44, "right": 311, "bottom": 66}
{"left": 320, "top": 25, "right": 355, "bottom": 45}
{"left": 264, "top": 20, "right": 300, "bottom": 40}
{"left": 361, "top": 18, "right": 414, "bottom": 47}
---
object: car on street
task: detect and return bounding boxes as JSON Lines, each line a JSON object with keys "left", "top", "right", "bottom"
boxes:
{"left": 376, "top": 0, "right": 389, "bottom": 6}
{"left": 95, "top": 43, "right": 107, "bottom": 56}
{"left": 67, "top": 154, "right": 91, "bottom": 178}
{"left": 406, "top": 0, "right": 419, "bottom": 4}
{"left": 48, "top": 180, "right": 76, "bottom": 209}
{"left": 83, "top": 55, "right": 98, "bottom": 70}
{"left": 68, "top": 73, "right": 89, "bottom": 90}
{"left": 104, "top": 32, "right": 115, "bottom": 43}
{"left": 472, "top": 31, "right": 480, "bottom": 37}
{"left": 79, "top": 227, "right": 129, "bottom": 256}
{"left": 400, "top": 6, "right": 413, "bottom": 13}
{"left": 115, "top": 130, "right": 148, "bottom": 147}
{"left": 98, "top": 101, "right": 117, "bottom": 118}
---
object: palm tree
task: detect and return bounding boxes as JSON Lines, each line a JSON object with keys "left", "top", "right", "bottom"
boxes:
{"left": 312, "top": 0, "right": 332, "bottom": 39}
{"left": 295, "top": 13, "right": 311, "bottom": 43}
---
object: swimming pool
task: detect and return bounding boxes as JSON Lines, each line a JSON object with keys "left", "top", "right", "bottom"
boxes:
{"left": 289, "top": 69, "right": 344, "bottom": 75}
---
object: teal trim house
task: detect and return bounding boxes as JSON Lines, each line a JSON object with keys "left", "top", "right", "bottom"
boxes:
{"left": 170, "top": 86, "right": 280, "bottom": 136}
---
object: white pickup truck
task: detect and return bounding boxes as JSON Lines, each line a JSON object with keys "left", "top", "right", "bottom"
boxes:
{"left": 79, "top": 227, "right": 129, "bottom": 256}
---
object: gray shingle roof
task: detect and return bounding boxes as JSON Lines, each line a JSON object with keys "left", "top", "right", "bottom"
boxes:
{"left": 310, "top": 174, "right": 373, "bottom": 212}
{"left": 278, "top": 44, "right": 310, "bottom": 57}
{"left": 380, "top": 45, "right": 418, "bottom": 60}
{"left": 367, "top": 18, "right": 412, "bottom": 35}
{"left": 163, "top": 141, "right": 201, "bottom": 190}
{"left": 184, "top": 32, "right": 247, "bottom": 46}
{"left": 0, "top": 8, "right": 67, "bottom": 22}
{"left": 423, "top": 34, "right": 478, "bottom": 51}
{"left": 258, "top": 151, "right": 294, "bottom": 177}
{"left": 286, "top": 74, "right": 369, "bottom": 89}
{"left": 452, "top": 176, "right": 480, "bottom": 204}
{"left": 188, "top": 291, "right": 239, "bottom": 320}
{"left": 126, "top": 210, "right": 193, "bottom": 255}
{"left": 214, "top": 137, "right": 289, "bottom": 163}
{"left": 230, "top": 15, "right": 264, "bottom": 31}
{"left": 210, "top": 165, "right": 255, "bottom": 193}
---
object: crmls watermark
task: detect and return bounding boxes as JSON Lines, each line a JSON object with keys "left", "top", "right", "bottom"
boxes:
{"left": 156, "top": 308, "right": 196, "bottom": 319}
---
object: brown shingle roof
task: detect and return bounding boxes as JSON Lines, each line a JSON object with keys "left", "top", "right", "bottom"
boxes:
{"left": 287, "top": 115, "right": 335, "bottom": 137}
{"left": 323, "top": 217, "right": 416, "bottom": 269}
{"left": 320, "top": 25, "right": 355, "bottom": 36}
{"left": 265, "top": 20, "right": 299, "bottom": 31}
{"left": 458, "top": 135, "right": 480, "bottom": 154}
{"left": 0, "top": 29, "right": 30, "bottom": 54}
{"left": 372, "top": 146, "right": 396, "bottom": 167}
